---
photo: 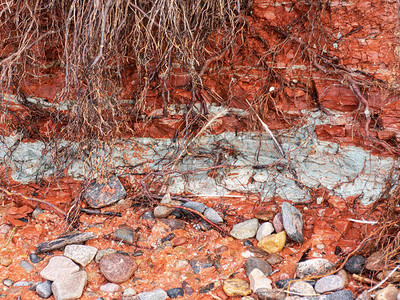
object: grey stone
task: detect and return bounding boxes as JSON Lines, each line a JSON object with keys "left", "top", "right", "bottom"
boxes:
{"left": 13, "top": 281, "right": 33, "bottom": 287}
{"left": 189, "top": 256, "right": 214, "bottom": 274}
{"left": 166, "top": 287, "right": 184, "bottom": 298}
{"left": 314, "top": 275, "right": 344, "bottom": 294}
{"left": 2, "top": 279, "right": 14, "bottom": 287}
{"left": 282, "top": 202, "right": 303, "bottom": 243}
{"left": 256, "top": 222, "right": 275, "bottom": 241}
{"left": 319, "top": 290, "right": 353, "bottom": 300}
{"left": 95, "top": 248, "right": 117, "bottom": 263}
{"left": 19, "top": 260, "right": 33, "bottom": 272}
{"left": 115, "top": 227, "right": 135, "bottom": 243}
{"left": 36, "top": 281, "right": 52, "bottom": 299}
{"left": 141, "top": 211, "right": 155, "bottom": 221}
{"left": 204, "top": 207, "right": 223, "bottom": 224}
{"left": 51, "top": 270, "right": 87, "bottom": 300}
{"left": 40, "top": 256, "right": 80, "bottom": 281}
{"left": 84, "top": 175, "right": 126, "bottom": 208}
{"left": 231, "top": 219, "right": 259, "bottom": 240}
{"left": 30, "top": 253, "right": 44, "bottom": 264}
{"left": 137, "top": 288, "right": 168, "bottom": 300}
{"left": 154, "top": 193, "right": 180, "bottom": 218}
{"left": 344, "top": 255, "right": 365, "bottom": 274}
{"left": 288, "top": 281, "right": 315, "bottom": 296}
{"left": 183, "top": 201, "right": 208, "bottom": 213}
{"left": 295, "top": 259, "right": 334, "bottom": 279}
{"left": 99, "top": 283, "right": 121, "bottom": 293}
{"left": 32, "top": 208, "right": 44, "bottom": 219}
{"left": 63, "top": 244, "right": 98, "bottom": 267}
{"left": 246, "top": 257, "right": 273, "bottom": 276}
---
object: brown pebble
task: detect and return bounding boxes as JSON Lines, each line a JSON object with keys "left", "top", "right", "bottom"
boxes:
{"left": 255, "top": 209, "right": 275, "bottom": 221}
{"left": 99, "top": 253, "right": 137, "bottom": 283}
{"left": 215, "top": 246, "right": 228, "bottom": 255}
{"left": 266, "top": 253, "right": 284, "bottom": 265}
{"left": 172, "top": 236, "right": 187, "bottom": 247}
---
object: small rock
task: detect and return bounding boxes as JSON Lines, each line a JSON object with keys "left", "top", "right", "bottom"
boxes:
{"left": 255, "top": 210, "right": 275, "bottom": 221}
{"left": 276, "top": 279, "right": 316, "bottom": 289}
{"left": 223, "top": 278, "right": 252, "bottom": 297}
{"left": 266, "top": 253, "right": 284, "bottom": 265}
{"left": 84, "top": 175, "right": 126, "bottom": 208}
{"left": 171, "top": 236, "right": 187, "bottom": 247}
{"left": 13, "top": 281, "right": 33, "bottom": 287}
{"left": 337, "top": 269, "right": 349, "bottom": 288}
{"left": 344, "top": 255, "right": 366, "bottom": 274}
{"left": 355, "top": 290, "right": 371, "bottom": 300}
{"left": 36, "top": 281, "right": 52, "bottom": 299}
{"left": 64, "top": 244, "right": 98, "bottom": 267}
{"left": 115, "top": 227, "right": 135, "bottom": 244}
{"left": 244, "top": 240, "right": 253, "bottom": 247}
{"left": 246, "top": 257, "right": 273, "bottom": 276}
{"left": 272, "top": 213, "right": 284, "bottom": 233}
{"left": 319, "top": 289, "right": 353, "bottom": 300}
{"left": 256, "top": 222, "right": 275, "bottom": 241}
{"left": 295, "top": 258, "right": 334, "bottom": 278}
{"left": 161, "top": 233, "right": 175, "bottom": 243}
{"left": 166, "top": 287, "right": 184, "bottom": 298}
{"left": 256, "top": 289, "right": 286, "bottom": 300}
{"left": 30, "top": 253, "right": 44, "bottom": 264}
{"left": 183, "top": 201, "right": 208, "bottom": 213}
{"left": 2, "top": 279, "right": 14, "bottom": 287}
{"left": 19, "top": 260, "right": 33, "bottom": 272}
{"left": 51, "top": 270, "right": 87, "bottom": 300}
{"left": 257, "top": 231, "right": 286, "bottom": 253}
{"left": 249, "top": 268, "right": 272, "bottom": 292}
{"left": 282, "top": 202, "right": 303, "bottom": 243}
{"left": 288, "top": 281, "right": 315, "bottom": 296}
{"left": 40, "top": 256, "right": 80, "bottom": 281}
{"left": 365, "top": 251, "right": 385, "bottom": 271}
{"left": 189, "top": 256, "right": 213, "bottom": 274}
{"left": 141, "top": 211, "right": 155, "bottom": 221}
{"left": 32, "top": 207, "right": 44, "bottom": 219}
{"left": 161, "top": 219, "right": 185, "bottom": 230}
{"left": 95, "top": 248, "right": 117, "bottom": 263}
{"left": 182, "top": 281, "right": 193, "bottom": 296}
{"left": 100, "top": 283, "right": 121, "bottom": 293}
{"left": 170, "top": 209, "right": 183, "bottom": 218}
{"left": 123, "top": 288, "right": 135, "bottom": 296}
{"left": 374, "top": 285, "right": 399, "bottom": 300}
{"left": 199, "top": 283, "right": 215, "bottom": 294}
{"left": 133, "top": 250, "right": 144, "bottom": 257}
{"left": 137, "top": 288, "right": 168, "bottom": 300}
{"left": 204, "top": 207, "right": 224, "bottom": 224}
{"left": 0, "top": 255, "right": 12, "bottom": 267}
{"left": 231, "top": 219, "right": 260, "bottom": 240}
{"left": 99, "top": 253, "right": 137, "bottom": 283}
{"left": 314, "top": 275, "right": 344, "bottom": 293}
{"left": 154, "top": 193, "right": 180, "bottom": 218}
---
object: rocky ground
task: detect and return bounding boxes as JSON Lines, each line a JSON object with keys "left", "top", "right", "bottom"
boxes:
{"left": 0, "top": 179, "right": 397, "bottom": 300}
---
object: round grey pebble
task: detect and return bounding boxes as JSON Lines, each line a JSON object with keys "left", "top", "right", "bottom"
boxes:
{"left": 344, "top": 255, "right": 365, "bottom": 274}
{"left": 315, "top": 275, "right": 345, "bottom": 294}
{"left": 167, "top": 287, "right": 184, "bottom": 298}
{"left": 30, "top": 253, "right": 43, "bottom": 264}
{"left": 203, "top": 207, "right": 223, "bottom": 224}
{"left": 19, "top": 260, "right": 33, "bottom": 272}
{"left": 2, "top": 279, "right": 14, "bottom": 287}
{"left": 141, "top": 211, "right": 155, "bottom": 221}
{"left": 319, "top": 289, "right": 353, "bottom": 300}
{"left": 36, "top": 281, "right": 52, "bottom": 299}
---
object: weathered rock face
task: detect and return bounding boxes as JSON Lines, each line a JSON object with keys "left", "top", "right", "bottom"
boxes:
{"left": 0, "top": 0, "right": 399, "bottom": 206}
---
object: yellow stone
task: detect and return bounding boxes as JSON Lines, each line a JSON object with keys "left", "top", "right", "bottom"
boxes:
{"left": 0, "top": 255, "right": 12, "bottom": 267}
{"left": 257, "top": 231, "right": 286, "bottom": 253}
{"left": 223, "top": 278, "right": 251, "bottom": 297}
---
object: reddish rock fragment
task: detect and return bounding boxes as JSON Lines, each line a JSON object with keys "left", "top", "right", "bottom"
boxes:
{"left": 99, "top": 253, "right": 137, "bottom": 283}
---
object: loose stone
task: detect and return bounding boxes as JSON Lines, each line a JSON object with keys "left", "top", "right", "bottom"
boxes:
{"left": 337, "top": 269, "right": 349, "bottom": 288}
{"left": 95, "top": 248, "right": 117, "bottom": 263}
{"left": 223, "top": 279, "right": 251, "bottom": 297}
{"left": 231, "top": 218, "right": 259, "bottom": 240}
{"left": 154, "top": 193, "right": 180, "bottom": 218}
{"left": 40, "top": 256, "right": 80, "bottom": 281}
{"left": 36, "top": 281, "right": 52, "bottom": 299}
{"left": 2, "top": 279, "right": 14, "bottom": 287}
{"left": 199, "top": 283, "right": 215, "bottom": 294}
{"left": 84, "top": 175, "right": 126, "bottom": 208}
{"left": 257, "top": 231, "right": 286, "bottom": 253}
{"left": 141, "top": 211, "right": 155, "bottom": 221}
{"left": 314, "top": 275, "right": 344, "bottom": 294}
{"left": 51, "top": 270, "right": 87, "bottom": 300}
{"left": 100, "top": 283, "right": 121, "bottom": 293}
{"left": 273, "top": 213, "right": 284, "bottom": 233}
{"left": 182, "top": 281, "right": 194, "bottom": 296}
{"left": 189, "top": 256, "right": 213, "bottom": 274}
{"left": 282, "top": 202, "right": 304, "bottom": 243}
{"left": 123, "top": 288, "right": 135, "bottom": 296}
{"left": 19, "top": 260, "right": 33, "bottom": 272}
{"left": 365, "top": 251, "right": 385, "bottom": 271}
{"left": 204, "top": 207, "right": 224, "bottom": 224}
{"left": 288, "top": 281, "right": 315, "bottom": 296}
{"left": 115, "top": 227, "right": 135, "bottom": 244}
{"left": 255, "top": 210, "right": 275, "bottom": 221}
{"left": 137, "top": 288, "right": 168, "bottom": 300}
{"left": 30, "top": 253, "right": 44, "bottom": 264}
{"left": 319, "top": 289, "right": 353, "bottom": 300}
{"left": 374, "top": 286, "right": 399, "bottom": 300}
{"left": 249, "top": 268, "right": 272, "bottom": 292}
{"left": 183, "top": 201, "right": 208, "bottom": 213}
{"left": 295, "top": 258, "right": 334, "bottom": 278}
{"left": 64, "top": 244, "right": 98, "bottom": 267}
{"left": 0, "top": 255, "right": 12, "bottom": 267}
{"left": 99, "top": 253, "right": 137, "bottom": 283}
{"left": 244, "top": 240, "right": 253, "bottom": 247}
{"left": 256, "top": 289, "right": 287, "bottom": 300}
{"left": 166, "top": 287, "right": 184, "bottom": 298}
{"left": 256, "top": 222, "right": 275, "bottom": 241}
{"left": 266, "top": 253, "right": 284, "bottom": 265}
{"left": 344, "top": 255, "right": 366, "bottom": 274}
{"left": 246, "top": 257, "right": 273, "bottom": 276}
{"left": 13, "top": 281, "right": 33, "bottom": 287}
